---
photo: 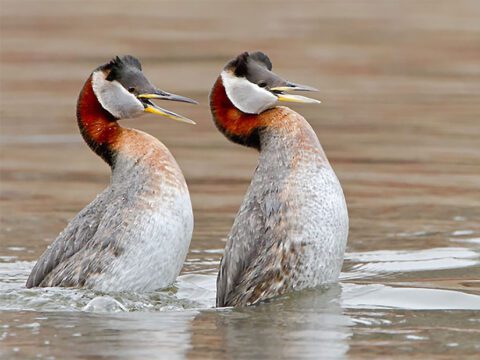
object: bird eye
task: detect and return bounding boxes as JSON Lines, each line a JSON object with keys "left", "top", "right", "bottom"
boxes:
{"left": 257, "top": 81, "right": 267, "bottom": 88}
{"left": 128, "top": 87, "right": 135, "bottom": 93}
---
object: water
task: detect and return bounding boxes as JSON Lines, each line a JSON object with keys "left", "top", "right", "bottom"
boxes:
{"left": 1, "top": 0, "right": 480, "bottom": 358}
{"left": 1, "top": 239, "right": 480, "bottom": 359}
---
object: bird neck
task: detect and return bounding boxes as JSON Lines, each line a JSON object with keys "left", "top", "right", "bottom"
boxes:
{"left": 76, "top": 76, "right": 122, "bottom": 166}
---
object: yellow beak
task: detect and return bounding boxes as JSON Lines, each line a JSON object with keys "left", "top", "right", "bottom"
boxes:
{"left": 143, "top": 103, "right": 196, "bottom": 125}
{"left": 138, "top": 92, "right": 197, "bottom": 125}
{"left": 276, "top": 94, "right": 321, "bottom": 104}
{"left": 270, "top": 83, "right": 320, "bottom": 104}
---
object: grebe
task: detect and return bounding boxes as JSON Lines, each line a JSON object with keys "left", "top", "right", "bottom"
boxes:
{"left": 26, "top": 55, "right": 196, "bottom": 292}
{"left": 210, "top": 51, "right": 348, "bottom": 307}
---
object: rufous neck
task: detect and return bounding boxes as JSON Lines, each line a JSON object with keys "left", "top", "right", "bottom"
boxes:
{"left": 76, "top": 76, "right": 122, "bottom": 166}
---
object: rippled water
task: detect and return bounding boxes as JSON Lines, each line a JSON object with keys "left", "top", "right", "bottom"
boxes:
{"left": 2, "top": 232, "right": 480, "bottom": 359}
{"left": 1, "top": 0, "right": 480, "bottom": 358}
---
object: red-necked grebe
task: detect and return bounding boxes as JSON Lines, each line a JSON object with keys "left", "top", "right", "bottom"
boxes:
{"left": 27, "top": 55, "right": 196, "bottom": 292}
{"left": 210, "top": 51, "right": 349, "bottom": 307}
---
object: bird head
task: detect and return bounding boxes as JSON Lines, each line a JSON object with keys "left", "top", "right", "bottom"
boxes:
{"left": 220, "top": 51, "right": 320, "bottom": 114}
{"left": 91, "top": 55, "right": 197, "bottom": 124}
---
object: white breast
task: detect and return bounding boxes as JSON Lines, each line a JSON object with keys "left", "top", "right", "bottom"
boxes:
{"left": 289, "top": 161, "right": 349, "bottom": 288}
{"left": 87, "top": 137, "right": 193, "bottom": 292}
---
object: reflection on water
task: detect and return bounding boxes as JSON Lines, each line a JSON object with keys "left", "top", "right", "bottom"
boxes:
{"left": 1, "top": 244, "right": 479, "bottom": 359}
{"left": 192, "top": 286, "right": 353, "bottom": 360}
{"left": 0, "top": 310, "right": 198, "bottom": 360}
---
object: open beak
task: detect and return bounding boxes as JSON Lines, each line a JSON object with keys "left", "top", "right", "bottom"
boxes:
{"left": 270, "top": 82, "right": 321, "bottom": 104}
{"left": 138, "top": 90, "right": 198, "bottom": 125}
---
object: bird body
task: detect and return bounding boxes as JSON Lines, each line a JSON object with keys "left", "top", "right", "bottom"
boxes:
{"left": 211, "top": 52, "right": 348, "bottom": 307}
{"left": 27, "top": 56, "right": 196, "bottom": 291}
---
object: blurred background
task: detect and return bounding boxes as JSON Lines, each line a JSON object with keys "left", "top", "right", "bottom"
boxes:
{"left": 1, "top": 1, "right": 479, "bottom": 359}
{"left": 1, "top": 0, "right": 478, "bottom": 257}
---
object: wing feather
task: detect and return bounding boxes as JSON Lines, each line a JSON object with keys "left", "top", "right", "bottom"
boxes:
{"left": 216, "top": 184, "right": 286, "bottom": 306}
{"left": 26, "top": 189, "right": 110, "bottom": 288}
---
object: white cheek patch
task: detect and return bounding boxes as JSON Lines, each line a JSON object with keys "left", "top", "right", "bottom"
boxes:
{"left": 92, "top": 71, "right": 144, "bottom": 119}
{"left": 221, "top": 71, "right": 278, "bottom": 114}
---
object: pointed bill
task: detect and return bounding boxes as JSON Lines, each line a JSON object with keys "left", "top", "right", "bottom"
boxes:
{"left": 138, "top": 90, "right": 197, "bottom": 124}
{"left": 276, "top": 93, "right": 321, "bottom": 104}
{"left": 138, "top": 92, "right": 198, "bottom": 104}
{"left": 143, "top": 102, "right": 196, "bottom": 124}
{"left": 270, "top": 82, "right": 319, "bottom": 92}
{"left": 270, "top": 81, "right": 320, "bottom": 104}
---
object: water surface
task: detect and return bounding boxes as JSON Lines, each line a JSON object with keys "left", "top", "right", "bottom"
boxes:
{"left": 1, "top": 0, "right": 480, "bottom": 358}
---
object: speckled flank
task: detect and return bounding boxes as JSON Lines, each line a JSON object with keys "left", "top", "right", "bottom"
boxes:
{"left": 212, "top": 79, "right": 348, "bottom": 307}
{"left": 26, "top": 75, "right": 193, "bottom": 292}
